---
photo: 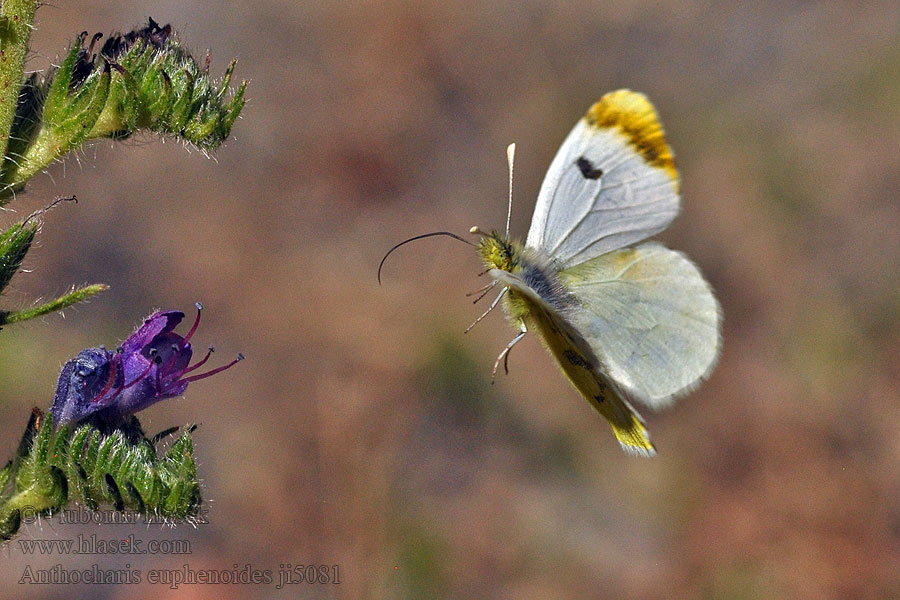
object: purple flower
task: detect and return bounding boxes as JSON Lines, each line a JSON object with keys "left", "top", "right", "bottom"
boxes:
{"left": 50, "top": 304, "right": 243, "bottom": 427}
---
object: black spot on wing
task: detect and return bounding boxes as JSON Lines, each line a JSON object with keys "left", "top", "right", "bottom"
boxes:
{"left": 563, "top": 350, "right": 591, "bottom": 370}
{"left": 594, "top": 382, "right": 608, "bottom": 404}
{"left": 576, "top": 157, "right": 603, "bottom": 180}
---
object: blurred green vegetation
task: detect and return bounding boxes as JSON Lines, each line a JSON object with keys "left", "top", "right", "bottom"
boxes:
{"left": 2, "top": 1, "right": 899, "bottom": 598}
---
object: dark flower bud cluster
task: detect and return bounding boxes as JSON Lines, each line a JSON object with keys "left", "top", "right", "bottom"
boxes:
{"left": 0, "top": 18, "right": 247, "bottom": 200}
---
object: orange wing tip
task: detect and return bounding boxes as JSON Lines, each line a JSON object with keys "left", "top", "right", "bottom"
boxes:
{"left": 584, "top": 89, "right": 678, "bottom": 184}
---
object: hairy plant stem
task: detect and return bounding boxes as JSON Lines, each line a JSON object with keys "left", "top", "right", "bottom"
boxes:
{"left": 0, "top": 0, "right": 39, "bottom": 167}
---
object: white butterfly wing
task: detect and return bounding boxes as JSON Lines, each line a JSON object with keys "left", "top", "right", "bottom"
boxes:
{"left": 526, "top": 90, "right": 680, "bottom": 267}
{"left": 557, "top": 242, "right": 721, "bottom": 407}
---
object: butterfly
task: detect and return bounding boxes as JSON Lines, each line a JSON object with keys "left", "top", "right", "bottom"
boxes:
{"left": 381, "top": 90, "right": 721, "bottom": 456}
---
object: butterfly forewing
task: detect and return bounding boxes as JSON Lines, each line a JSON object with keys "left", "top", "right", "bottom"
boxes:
{"left": 525, "top": 90, "right": 680, "bottom": 267}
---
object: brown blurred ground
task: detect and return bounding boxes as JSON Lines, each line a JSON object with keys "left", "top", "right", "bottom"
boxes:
{"left": 1, "top": 1, "right": 899, "bottom": 598}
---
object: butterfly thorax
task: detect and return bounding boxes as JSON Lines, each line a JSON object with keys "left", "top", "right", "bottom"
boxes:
{"left": 476, "top": 232, "right": 573, "bottom": 320}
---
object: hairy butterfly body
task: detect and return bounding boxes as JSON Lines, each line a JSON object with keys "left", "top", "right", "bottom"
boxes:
{"left": 473, "top": 90, "right": 721, "bottom": 456}
{"left": 382, "top": 90, "right": 721, "bottom": 456}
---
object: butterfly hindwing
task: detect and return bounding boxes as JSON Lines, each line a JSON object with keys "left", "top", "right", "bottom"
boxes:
{"left": 489, "top": 268, "right": 656, "bottom": 456}
{"left": 557, "top": 242, "right": 721, "bottom": 407}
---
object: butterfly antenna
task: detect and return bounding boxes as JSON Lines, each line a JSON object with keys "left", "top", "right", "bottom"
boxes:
{"left": 378, "top": 231, "right": 474, "bottom": 284}
{"left": 506, "top": 142, "right": 516, "bottom": 238}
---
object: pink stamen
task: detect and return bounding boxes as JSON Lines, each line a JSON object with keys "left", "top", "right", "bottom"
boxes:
{"left": 181, "top": 346, "right": 215, "bottom": 375}
{"left": 181, "top": 302, "right": 203, "bottom": 347}
{"left": 89, "top": 354, "right": 117, "bottom": 403}
{"left": 182, "top": 353, "right": 244, "bottom": 383}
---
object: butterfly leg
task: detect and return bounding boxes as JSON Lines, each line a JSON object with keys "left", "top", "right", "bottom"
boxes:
{"left": 466, "top": 280, "right": 497, "bottom": 301}
{"left": 465, "top": 286, "right": 508, "bottom": 333}
{"left": 491, "top": 322, "right": 527, "bottom": 382}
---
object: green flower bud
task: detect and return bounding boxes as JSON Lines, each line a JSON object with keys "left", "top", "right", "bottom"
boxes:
{"left": 0, "top": 19, "right": 247, "bottom": 200}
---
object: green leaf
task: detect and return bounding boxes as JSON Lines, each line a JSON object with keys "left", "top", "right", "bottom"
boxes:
{"left": 0, "top": 74, "right": 45, "bottom": 185}
{"left": 6, "top": 64, "right": 112, "bottom": 188}
{"left": 0, "top": 283, "right": 109, "bottom": 326}
{"left": 0, "top": 220, "right": 36, "bottom": 294}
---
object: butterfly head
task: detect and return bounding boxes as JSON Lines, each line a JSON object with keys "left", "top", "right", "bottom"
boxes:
{"left": 470, "top": 227, "right": 520, "bottom": 273}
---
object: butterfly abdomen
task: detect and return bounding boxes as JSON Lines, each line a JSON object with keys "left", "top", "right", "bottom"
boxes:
{"left": 510, "top": 282, "right": 657, "bottom": 457}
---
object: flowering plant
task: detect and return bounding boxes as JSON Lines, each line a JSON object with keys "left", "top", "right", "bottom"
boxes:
{"left": 0, "top": 2, "right": 246, "bottom": 540}
{"left": 51, "top": 306, "right": 243, "bottom": 428}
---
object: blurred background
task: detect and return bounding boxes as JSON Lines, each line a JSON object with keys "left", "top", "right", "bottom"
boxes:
{"left": 1, "top": 1, "right": 899, "bottom": 598}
